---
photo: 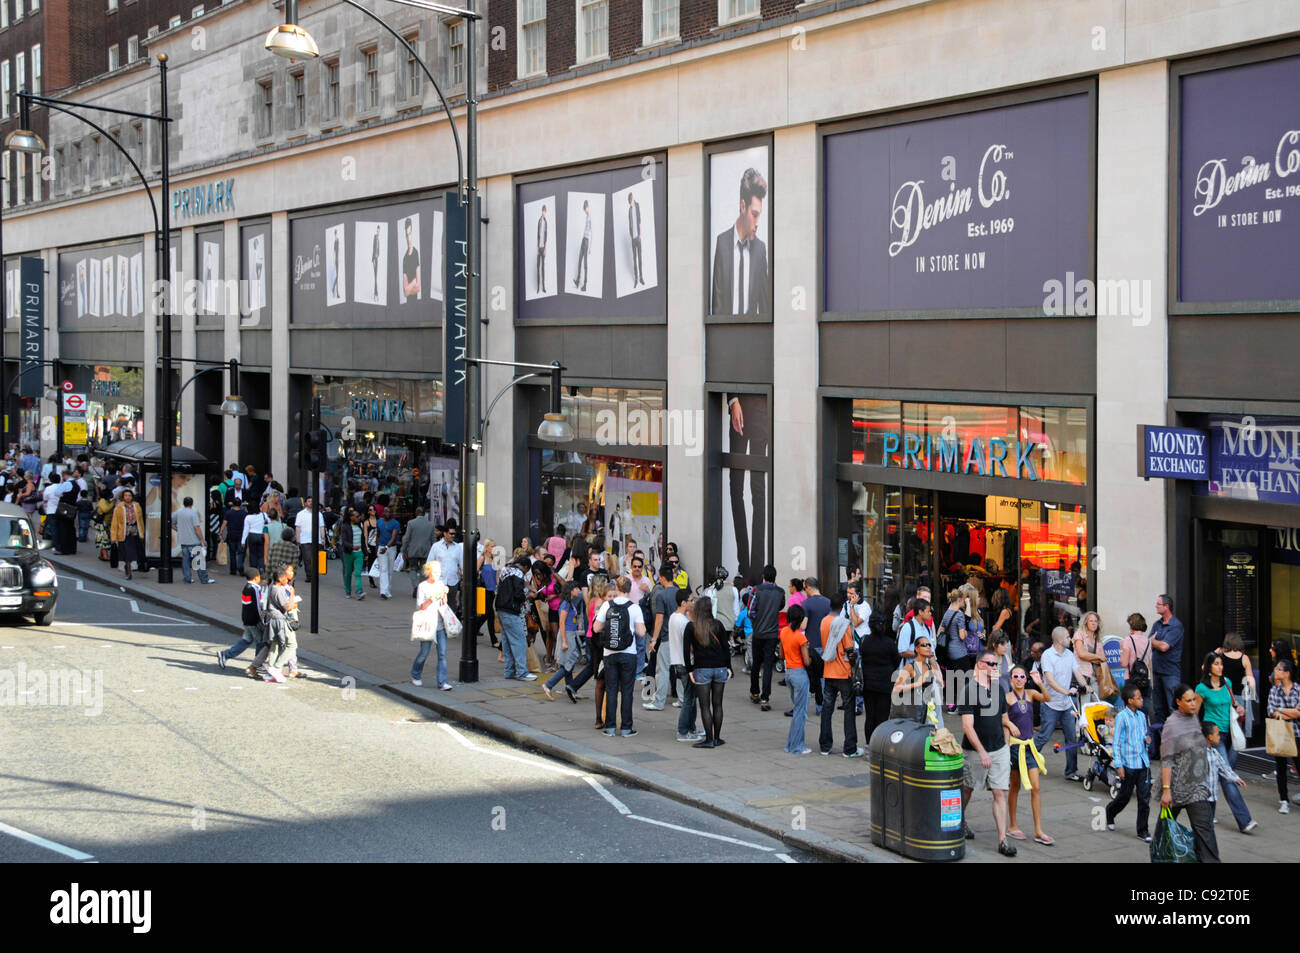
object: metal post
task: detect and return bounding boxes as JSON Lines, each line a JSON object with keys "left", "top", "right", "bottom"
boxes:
{"left": 310, "top": 394, "right": 320, "bottom": 635}
{"left": 157, "top": 54, "right": 174, "bottom": 582}
{"left": 457, "top": 11, "right": 480, "bottom": 683}
{"left": 1, "top": 173, "right": 6, "bottom": 459}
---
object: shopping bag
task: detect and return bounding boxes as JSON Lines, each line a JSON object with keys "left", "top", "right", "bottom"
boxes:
{"left": 1266, "top": 717, "right": 1298, "bottom": 757}
{"left": 410, "top": 610, "right": 436, "bottom": 642}
{"left": 438, "top": 602, "right": 463, "bottom": 638}
{"left": 392, "top": 552, "right": 405, "bottom": 573}
{"left": 526, "top": 643, "right": 542, "bottom": 674}
{"left": 1150, "top": 807, "right": 1198, "bottom": 864}
{"left": 367, "top": 560, "right": 382, "bottom": 580}
{"left": 216, "top": 541, "right": 229, "bottom": 566}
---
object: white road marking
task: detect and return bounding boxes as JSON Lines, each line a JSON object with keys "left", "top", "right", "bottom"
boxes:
{"left": 0, "top": 820, "right": 94, "bottom": 861}
{"left": 54, "top": 622, "right": 204, "bottom": 628}
{"left": 72, "top": 579, "right": 195, "bottom": 623}
{"left": 184, "top": 687, "right": 198, "bottom": 691}
{"left": 434, "top": 723, "right": 782, "bottom": 857}
{"left": 131, "top": 689, "right": 145, "bottom": 693}
{"left": 627, "top": 814, "right": 775, "bottom": 851}
{"left": 775, "top": 853, "right": 797, "bottom": 864}
{"left": 584, "top": 776, "right": 631, "bottom": 815}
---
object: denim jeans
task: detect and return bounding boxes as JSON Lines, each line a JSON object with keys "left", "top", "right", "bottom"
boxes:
{"left": 1152, "top": 673, "right": 1178, "bottom": 729}
{"left": 635, "top": 633, "right": 647, "bottom": 678}
{"left": 785, "top": 667, "right": 811, "bottom": 752}
{"left": 1213, "top": 740, "right": 1253, "bottom": 829}
{"left": 603, "top": 651, "right": 636, "bottom": 731}
{"left": 676, "top": 666, "right": 698, "bottom": 736}
{"left": 224, "top": 625, "right": 261, "bottom": 659}
{"left": 411, "top": 624, "right": 447, "bottom": 685}
{"left": 77, "top": 512, "right": 92, "bottom": 541}
{"left": 1034, "top": 705, "right": 1079, "bottom": 776}
{"left": 1105, "top": 765, "right": 1151, "bottom": 836}
{"left": 180, "top": 544, "right": 211, "bottom": 583}
{"left": 499, "top": 612, "right": 528, "bottom": 680}
{"left": 545, "top": 658, "right": 576, "bottom": 692}
{"left": 652, "top": 644, "right": 672, "bottom": 708}
{"left": 819, "top": 677, "right": 858, "bottom": 754}
{"left": 229, "top": 541, "right": 245, "bottom": 575}
{"left": 569, "top": 636, "right": 599, "bottom": 692}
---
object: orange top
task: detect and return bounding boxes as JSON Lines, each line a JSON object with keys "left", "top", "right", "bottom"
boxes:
{"left": 779, "top": 625, "right": 808, "bottom": 670}
{"left": 821, "top": 615, "right": 852, "bottom": 680}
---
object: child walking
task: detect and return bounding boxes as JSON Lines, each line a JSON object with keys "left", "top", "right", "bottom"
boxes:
{"left": 1104, "top": 683, "right": 1153, "bottom": 842}
{"left": 543, "top": 581, "right": 584, "bottom": 701}
{"left": 217, "top": 567, "right": 265, "bottom": 670}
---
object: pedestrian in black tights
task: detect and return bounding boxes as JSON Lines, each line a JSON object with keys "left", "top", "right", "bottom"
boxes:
{"left": 1268, "top": 658, "right": 1300, "bottom": 814}
{"left": 684, "top": 595, "right": 732, "bottom": 749}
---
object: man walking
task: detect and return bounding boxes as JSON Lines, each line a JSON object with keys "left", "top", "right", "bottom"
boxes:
{"left": 374, "top": 506, "right": 400, "bottom": 599}
{"left": 593, "top": 576, "right": 646, "bottom": 737}
{"left": 293, "top": 497, "right": 325, "bottom": 583}
{"left": 401, "top": 508, "right": 436, "bottom": 597}
{"left": 1149, "top": 593, "right": 1185, "bottom": 728}
{"left": 748, "top": 564, "right": 785, "bottom": 710}
{"left": 241, "top": 500, "right": 265, "bottom": 573}
{"left": 428, "top": 523, "right": 463, "bottom": 617}
{"left": 1032, "top": 626, "right": 1084, "bottom": 781}
{"left": 960, "top": 649, "right": 1016, "bottom": 855}
{"left": 173, "top": 497, "right": 216, "bottom": 584}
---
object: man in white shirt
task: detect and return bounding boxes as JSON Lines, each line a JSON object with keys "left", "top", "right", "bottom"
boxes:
{"left": 897, "top": 599, "right": 934, "bottom": 660}
{"left": 592, "top": 576, "right": 647, "bottom": 738}
{"left": 667, "top": 589, "right": 705, "bottom": 743}
{"left": 427, "top": 523, "right": 464, "bottom": 615}
{"left": 294, "top": 497, "right": 326, "bottom": 582}
{"left": 1032, "top": 626, "right": 1084, "bottom": 782}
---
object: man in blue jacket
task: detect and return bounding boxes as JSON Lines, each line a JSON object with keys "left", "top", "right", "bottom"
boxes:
{"left": 1149, "top": 593, "right": 1184, "bottom": 727}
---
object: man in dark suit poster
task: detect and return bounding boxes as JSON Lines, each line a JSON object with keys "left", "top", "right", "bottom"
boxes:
{"left": 710, "top": 168, "right": 769, "bottom": 316}
{"left": 536, "top": 204, "right": 548, "bottom": 293}
{"left": 724, "top": 393, "right": 767, "bottom": 582}
{"left": 627, "top": 192, "right": 644, "bottom": 286}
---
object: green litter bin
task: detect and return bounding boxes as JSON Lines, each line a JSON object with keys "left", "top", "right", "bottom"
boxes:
{"left": 869, "top": 718, "right": 965, "bottom": 862}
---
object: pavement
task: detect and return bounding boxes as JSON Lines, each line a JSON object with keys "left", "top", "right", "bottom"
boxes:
{"left": 43, "top": 545, "right": 1300, "bottom": 863}
{"left": 1, "top": 578, "right": 810, "bottom": 863}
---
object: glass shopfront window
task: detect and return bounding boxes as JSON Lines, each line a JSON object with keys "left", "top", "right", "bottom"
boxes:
{"left": 86, "top": 365, "right": 145, "bottom": 450}
{"left": 533, "top": 449, "right": 663, "bottom": 562}
{"left": 553, "top": 387, "right": 666, "bottom": 444}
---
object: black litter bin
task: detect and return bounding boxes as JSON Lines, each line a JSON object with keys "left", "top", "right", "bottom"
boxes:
{"left": 869, "top": 718, "right": 965, "bottom": 862}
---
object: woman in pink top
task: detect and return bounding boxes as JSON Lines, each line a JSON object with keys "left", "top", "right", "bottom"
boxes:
{"left": 1119, "top": 612, "right": 1151, "bottom": 678}
{"left": 545, "top": 524, "right": 568, "bottom": 562}
{"left": 787, "top": 578, "right": 807, "bottom": 609}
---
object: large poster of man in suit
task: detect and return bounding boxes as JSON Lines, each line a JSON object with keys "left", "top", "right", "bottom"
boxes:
{"left": 353, "top": 221, "right": 388, "bottom": 307}
{"left": 721, "top": 393, "right": 769, "bottom": 583}
{"left": 612, "top": 180, "right": 658, "bottom": 298}
{"left": 709, "top": 145, "right": 771, "bottom": 317}
{"left": 523, "top": 196, "right": 557, "bottom": 301}
{"left": 564, "top": 192, "right": 606, "bottom": 299}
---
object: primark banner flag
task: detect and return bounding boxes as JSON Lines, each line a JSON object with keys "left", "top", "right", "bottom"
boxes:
{"left": 20, "top": 256, "right": 44, "bottom": 399}
{"left": 442, "top": 193, "right": 478, "bottom": 446}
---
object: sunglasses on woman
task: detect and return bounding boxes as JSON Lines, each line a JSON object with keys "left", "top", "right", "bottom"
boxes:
{"left": 915, "top": 641, "right": 931, "bottom": 649}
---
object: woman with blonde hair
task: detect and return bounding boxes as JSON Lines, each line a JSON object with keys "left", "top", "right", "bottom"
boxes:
{"left": 1073, "top": 610, "right": 1106, "bottom": 697}
{"left": 410, "top": 560, "right": 452, "bottom": 690}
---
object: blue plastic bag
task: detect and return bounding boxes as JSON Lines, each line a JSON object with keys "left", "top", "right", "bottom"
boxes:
{"left": 1150, "top": 807, "right": 1198, "bottom": 863}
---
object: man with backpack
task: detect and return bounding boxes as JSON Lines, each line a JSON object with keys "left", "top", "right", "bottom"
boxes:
{"left": 897, "top": 599, "right": 935, "bottom": 661}
{"left": 747, "top": 564, "right": 786, "bottom": 711}
{"left": 495, "top": 554, "right": 535, "bottom": 681}
{"left": 592, "top": 576, "right": 647, "bottom": 737}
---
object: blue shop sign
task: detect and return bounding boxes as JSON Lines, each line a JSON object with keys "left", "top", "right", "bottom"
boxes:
{"left": 1136, "top": 425, "right": 1208, "bottom": 479}
{"left": 1200, "top": 415, "right": 1300, "bottom": 506}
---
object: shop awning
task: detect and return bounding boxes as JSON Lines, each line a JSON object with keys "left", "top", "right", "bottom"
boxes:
{"left": 95, "top": 440, "right": 217, "bottom": 472}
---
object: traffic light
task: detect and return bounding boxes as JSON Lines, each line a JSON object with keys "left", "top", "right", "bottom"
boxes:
{"left": 306, "top": 428, "right": 325, "bottom": 471}
{"left": 292, "top": 411, "right": 308, "bottom": 471}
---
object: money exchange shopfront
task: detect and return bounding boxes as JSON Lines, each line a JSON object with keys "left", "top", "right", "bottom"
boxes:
{"left": 828, "top": 397, "right": 1093, "bottom": 658}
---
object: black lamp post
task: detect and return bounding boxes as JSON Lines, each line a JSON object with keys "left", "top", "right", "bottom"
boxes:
{"left": 10, "top": 55, "right": 175, "bottom": 578}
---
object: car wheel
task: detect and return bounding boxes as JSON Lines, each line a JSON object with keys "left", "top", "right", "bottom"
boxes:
{"left": 34, "top": 610, "right": 54, "bottom": 627}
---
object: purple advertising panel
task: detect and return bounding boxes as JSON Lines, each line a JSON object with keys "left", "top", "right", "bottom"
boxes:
{"left": 823, "top": 92, "right": 1092, "bottom": 315}
{"left": 1177, "top": 54, "right": 1300, "bottom": 305}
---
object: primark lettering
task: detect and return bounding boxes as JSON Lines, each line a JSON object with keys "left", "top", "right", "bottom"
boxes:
{"left": 882, "top": 432, "right": 1039, "bottom": 480}
{"left": 348, "top": 397, "right": 406, "bottom": 424}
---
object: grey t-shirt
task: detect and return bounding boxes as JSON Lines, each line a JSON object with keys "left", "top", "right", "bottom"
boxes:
{"left": 652, "top": 585, "right": 678, "bottom": 637}
{"left": 173, "top": 507, "right": 203, "bottom": 546}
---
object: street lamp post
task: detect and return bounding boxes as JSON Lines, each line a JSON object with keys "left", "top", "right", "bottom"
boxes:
{"left": 8, "top": 55, "right": 175, "bottom": 578}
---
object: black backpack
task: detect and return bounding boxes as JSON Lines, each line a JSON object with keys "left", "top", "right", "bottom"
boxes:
{"left": 1127, "top": 634, "right": 1152, "bottom": 696}
{"left": 602, "top": 599, "right": 634, "bottom": 652}
{"left": 495, "top": 571, "right": 526, "bottom": 615}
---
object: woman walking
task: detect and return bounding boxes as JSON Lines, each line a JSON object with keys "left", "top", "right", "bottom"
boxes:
{"left": 479, "top": 539, "right": 501, "bottom": 659}
{"left": 1160, "top": 684, "right": 1220, "bottom": 862}
{"left": 257, "top": 563, "right": 303, "bottom": 683}
{"left": 411, "top": 561, "right": 453, "bottom": 690}
{"left": 361, "top": 504, "right": 380, "bottom": 589}
{"left": 338, "top": 507, "right": 368, "bottom": 600}
{"left": 1196, "top": 651, "right": 1246, "bottom": 777}
{"left": 93, "top": 488, "right": 114, "bottom": 561}
{"left": 110, "top": 489, "right": 146, "bottom": 580}
{"left": 1073, "top": 610, "right": 1106, "bottom": 698}
{"left": 1006, "top": 665, "right": 1053, "bottom": 845}
{"left": 1267, "top": 658, "right": 1300, "bottom": 814}
{"left": 859, "top": 608, "right": 899, "bottom": 743}
{"left": 685, "top": 595, "right": 731, "bottom": 748}
{"left": 543, "top": 581, "right": 583, "bottom": 701}
{"left": 779, "top": 604, "right": 813, "bottom": 754}
{"left": 532, "top": 561, "right": 559, "bottom": 670}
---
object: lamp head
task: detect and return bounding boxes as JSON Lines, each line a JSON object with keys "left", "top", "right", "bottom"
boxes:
{"left": 5, "top": 97, "right": 45, "bottom": 155}
{"left": 265, "top": 0, "right": 319, "bottom": 60}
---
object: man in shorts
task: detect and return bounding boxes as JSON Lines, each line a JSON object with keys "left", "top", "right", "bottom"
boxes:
{"left": 960, "top": 648, "right": 1015, "bottom": 856}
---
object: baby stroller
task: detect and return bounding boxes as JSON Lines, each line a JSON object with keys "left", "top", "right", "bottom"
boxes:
{"left": 1077, "top": 697, "right": 1121, "bottom": 799}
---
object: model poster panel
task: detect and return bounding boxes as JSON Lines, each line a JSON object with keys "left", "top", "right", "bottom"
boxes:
{"left": 197, "top": 231, "right": 225, "bottom": 324}
{"left": 241, "top": 224, "right": 270, "bottom": 323}
{"left": 721, "top": 393, "right": 770, "bottom": 583}
{"left": 709, "top": 144, "right": 772, "bottom": 318}
{"left": 516, "top": 158, "right": 668, "bottom": 321}
{"left": 57, "top": 241, "right": 147, "bottom": 327}
{"left": 1178, "top": 54, "right": 1300, "bottom": 305}
{"left": 291, "top": 195, "right": 447, "bottom": 324}
{"left": 822, "top": 93, "right": 1092, "bottom": 315}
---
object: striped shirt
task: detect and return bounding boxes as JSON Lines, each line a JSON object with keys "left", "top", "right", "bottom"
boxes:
{"left": 1205, "top": 743, "right": 1241, "bottom": 803}
{"left": 1268, "top": 682, "right": 1300, "bottom": 738}
{"left": 1113, "top": 706, "right": 1150, "bottom": 770}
